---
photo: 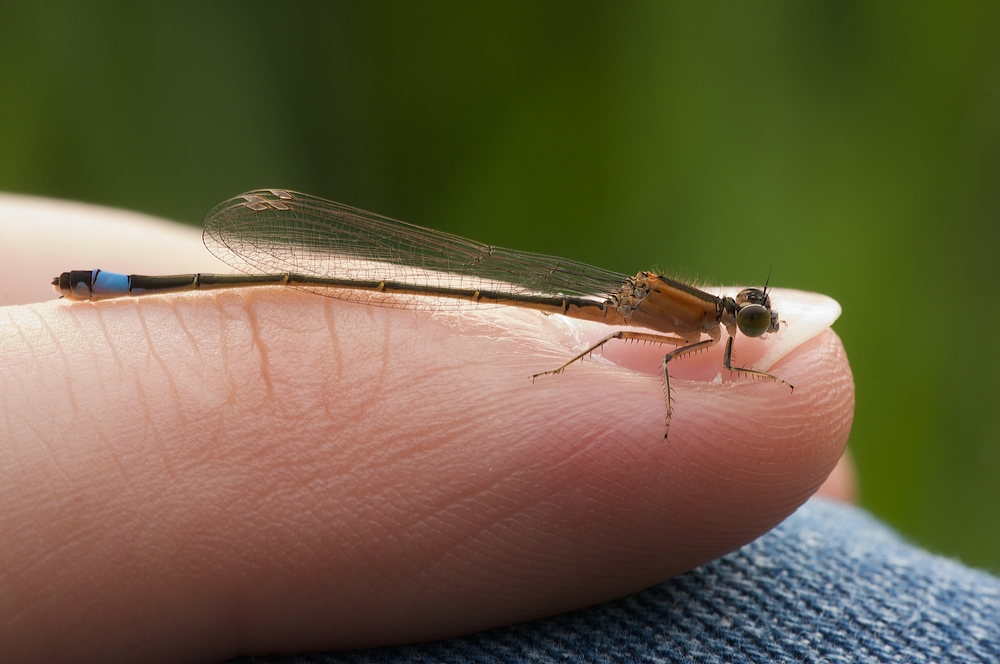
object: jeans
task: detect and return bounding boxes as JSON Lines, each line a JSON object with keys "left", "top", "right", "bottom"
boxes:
{"left": 231, "top": 498, "right": 1000, "bottom": 663}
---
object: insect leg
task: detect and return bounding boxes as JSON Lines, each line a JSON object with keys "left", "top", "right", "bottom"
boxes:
{"left": 722, "top": 337, "right": 794, "bottom": 389}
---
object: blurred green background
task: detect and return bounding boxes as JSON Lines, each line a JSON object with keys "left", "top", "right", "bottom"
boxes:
{"left": 2, "top": 2, "right": 998, "bottom": 569}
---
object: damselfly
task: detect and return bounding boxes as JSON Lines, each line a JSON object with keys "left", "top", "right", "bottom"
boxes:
{"left": 53, "top": 189, "right": 793, "bottom": 437}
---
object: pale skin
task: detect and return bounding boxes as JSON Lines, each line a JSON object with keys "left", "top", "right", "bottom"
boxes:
{"left": 0, "top": 195, "right": 856, "bottom": 663}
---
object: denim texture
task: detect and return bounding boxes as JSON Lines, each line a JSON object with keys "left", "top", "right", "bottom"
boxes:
{"left": 231, "top": 498, "right": 1000, "bottom": 663}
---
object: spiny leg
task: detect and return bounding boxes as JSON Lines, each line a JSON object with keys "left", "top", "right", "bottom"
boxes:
{"left": 660, "top": 338, "right": 718, "bottom": 439}
{"left": 534, "top": 330, "right": 707, "bottom": 440}
{"left": 723, "top": 337, "right": 794, "bottom": 390}
{"left": 532, "top": 331, "right": 690, "bottom": 380}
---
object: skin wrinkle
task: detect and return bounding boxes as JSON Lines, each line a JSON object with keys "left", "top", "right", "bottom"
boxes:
{"left": 338, "top": 308, "right": 393, "bottom": 431}
{"left": 174, "top": 302, "right": 214, "bottom": 402}
{"left": 30, "top": 305, "right": 80, "bottom": 418}
{"left": 240, "top": 291, "right": 275, "bottom": 404}
{"left": 129, "top": 369, "right": 173, "bottom": 484}
{"left": 123, "top": 357, "right": 154, "bottom": 436}
{"left": 328, "top": 384, "right": 414, "bottom": 479}
{"left": 133, "top": 302, "right": 183, "bottom": 414}
{"left": 65, "top": 306, "right": 111, "bottom": 402}
{"left": 214, "top": 294, "right": 239, "bottom": 409}
{"left": 9, "top": 309, "right": 44, "bottom": 387}
{"left": 8, "top": 310, "right": 79, "bottom": 489}
{"left": 206, "top": 409, "right": 234, "bottom": 472}
{"left": 88, "top": 302, "right": 128, "bottom": 380}
{"left": 322, "top": 297, "right": 345, "bottom": 383}
{"left": 165, "top": 297, "right": 204, "bottom": 365}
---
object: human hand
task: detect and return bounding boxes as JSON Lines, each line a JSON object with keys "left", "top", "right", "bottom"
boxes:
{"left": 0, "top": 193, "right": 854, "bottom": 663}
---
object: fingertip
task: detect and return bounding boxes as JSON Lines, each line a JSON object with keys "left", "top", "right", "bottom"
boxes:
{"left": 3, "top": 283, "right": 854, "bottom": 658}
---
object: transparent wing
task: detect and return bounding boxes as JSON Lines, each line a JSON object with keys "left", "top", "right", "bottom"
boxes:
{"left": 203, "top": 189, "right": 631, "bottom": 307}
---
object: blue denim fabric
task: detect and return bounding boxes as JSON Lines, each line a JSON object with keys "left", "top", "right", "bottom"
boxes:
{"left": 230, "top": 498, "right": 1000, "bottom": 663}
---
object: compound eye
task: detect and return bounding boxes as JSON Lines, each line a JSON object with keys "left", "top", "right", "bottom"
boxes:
{"left": 737, "top": 303, "right": 771, "bottom": 338}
